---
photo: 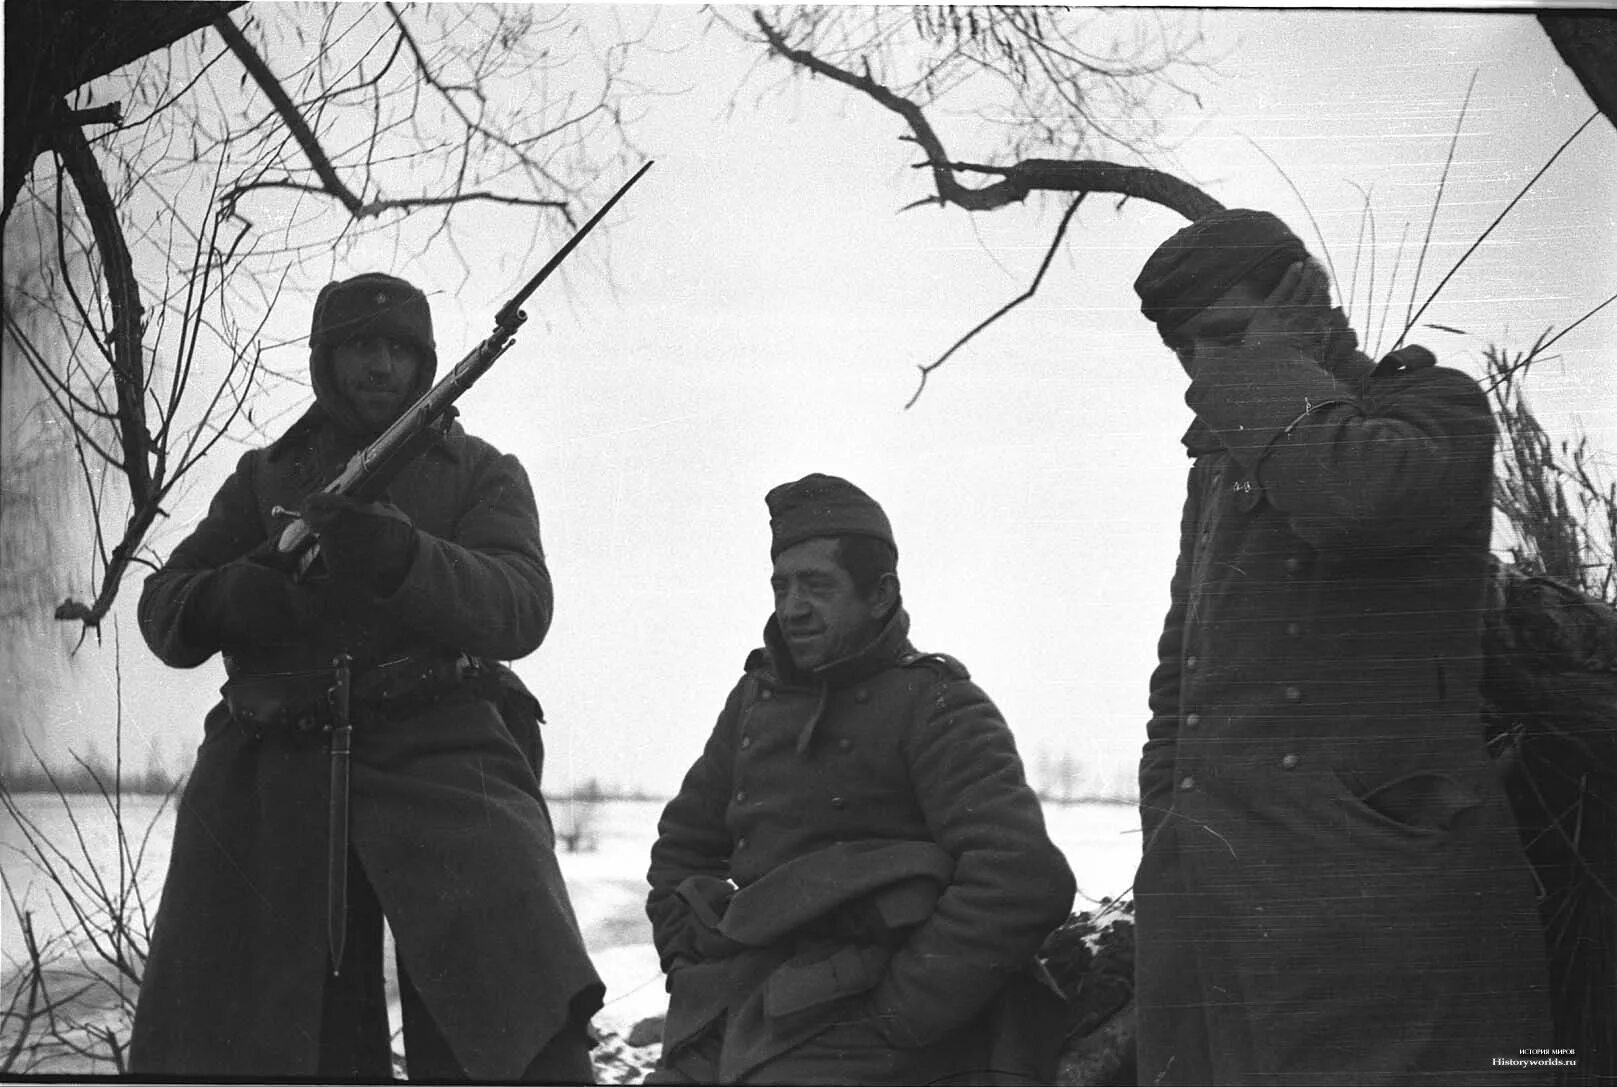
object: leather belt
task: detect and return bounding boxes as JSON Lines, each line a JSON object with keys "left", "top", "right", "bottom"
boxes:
{"left": 222, "top": 652, "right": 477, "bottom": 737}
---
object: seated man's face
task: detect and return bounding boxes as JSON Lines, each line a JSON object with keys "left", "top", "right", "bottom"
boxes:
{"left": 332, "top": 334, "right": 424, "bottom": 433}
{"left": 771, "top": 537, "right": 885, "bottom": 671}
{"left": 1160, "top": 280, "right": 1268, "bottom": 377}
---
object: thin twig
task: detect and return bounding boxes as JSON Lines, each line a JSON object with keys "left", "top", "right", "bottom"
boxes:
{"left": 1401, "top": 110, "right": 1601, "bottom": 342}
{"left": 906, "top": 194, "right": 1086, "bottom": 410}
{"left": 1537, "top": 290, "right": 1617, "bottom": 358}
{"left": 1241, "top": 135, "right": 1338, "bottom": 295}
{"left": 1402, "top": 71, "right": 1477, "bottom": 341}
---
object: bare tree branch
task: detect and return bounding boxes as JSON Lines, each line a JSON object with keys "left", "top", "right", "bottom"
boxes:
{"left": 748, "top": 6, "right": 1220, "bottom": 403}
{"left": 920, "top": 155, "right": 1221, "bottom": 218}
{"left": 212, "top": 13, "right": 367, "bottom": 217}
{"left": 751, "top": 9, "right": 1218, "bottom": 218}
{"left": 46, "top": 109, "right": 152, "bottom": 503}
{"left": 219, "top": 178, "right": 569, "bottom": 216}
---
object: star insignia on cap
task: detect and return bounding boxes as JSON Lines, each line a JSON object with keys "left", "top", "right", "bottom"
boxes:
{"left": 374, "top": 291, "right": 389, "bottom": 306}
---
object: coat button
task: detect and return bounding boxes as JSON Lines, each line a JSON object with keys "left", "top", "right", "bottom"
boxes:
{"left": 1286, "top": 622, "right": 1303, "bottom": 638}
{"left": 1185, "top": 713, "right": 1201, "bottom": 728}
{"left": 1284, "top": 557, "right": 1302, "bottom": 574}
{"left": 736, "top": 837, "right": 748, "bottom": 851}
{"left": 1285, "top": 686, "right": 1303, "bottom": 703}
{"left": 1185, "top": 656, "right": 1198, "bottom": 670}
{"left": 1178, "top": 775, "right": 1196, "bottom": 791}
{"left": 1281, "top": 754, "right": 1300, "bottom": 770}
{"left": 830, "top": 796, "right": 846, "bottom": 809}
{"left": 760, "top": 690, "right": 773, "bottom": 701}
{"left": 740, "top": 735, "right": 752, "bottom": 749}
{"left": 854, "top": 689, "right": 869, "bottom": 703}
{"left": 838, "top": 737, "right": 853, "bottom": 752}
{"left": 735, "top": 790, "right": 748, "bottom": 803}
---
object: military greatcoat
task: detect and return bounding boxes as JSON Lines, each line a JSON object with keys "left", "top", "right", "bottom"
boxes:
{"left": 647, "top": 608, "right": 1076, "bottom": 1084}
{"left": 129, "top": 407, "right": 601, "bottom": 1079}
{"left": 1135, "top": 337, "right": 1553, "bottom": 1085}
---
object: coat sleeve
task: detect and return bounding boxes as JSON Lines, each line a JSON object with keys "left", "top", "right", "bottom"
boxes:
{"left": 867, "top": 676, "right": 1076, "bottom": 1049}
{"left": 646, "top": 681, "right": 743, "bottom": 973}
{"left": 1186, "top": 348, "right": 1494, "bottom": 550}
{"left": 379, "top": 451, "right": 554, "bottom": 660}
{"left": 137, "top": 450, "right": 267, "bottom": 668}
{"left": 1141, "top": 474, "right": 1195, "bottom": 842}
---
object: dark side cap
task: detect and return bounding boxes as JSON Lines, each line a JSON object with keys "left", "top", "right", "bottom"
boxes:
{"left": 1134, "top": 209, "right": 1309, "bottom": 333}
{"left": 766, "top": 473, "right": 896, "bottom": 559}
{"left": 309, "top": 272, "right": 436, "bottom": 365}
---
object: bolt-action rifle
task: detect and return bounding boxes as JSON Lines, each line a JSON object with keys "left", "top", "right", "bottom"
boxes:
{"left": 275, "top": 161, "right": 653, "bottom": 580}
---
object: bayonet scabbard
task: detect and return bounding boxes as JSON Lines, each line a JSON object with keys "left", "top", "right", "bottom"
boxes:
{"left": 326, "top": 653, "right": 354, "bottom": 976}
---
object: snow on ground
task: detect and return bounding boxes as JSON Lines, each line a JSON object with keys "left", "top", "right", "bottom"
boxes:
{"left": 1044, "top": 800, "right": 1143, "bottom": 906}
{"left": 2, "top": 793, "right": 1142, "bottom": 1076}
{"left": 553, "top": 798, "right": 668, "bottom": 1036}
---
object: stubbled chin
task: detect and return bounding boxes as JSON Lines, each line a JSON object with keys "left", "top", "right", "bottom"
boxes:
{"left": 785, "top": 638, "right": 824, "bottom": 669}
{"left": 349, "top": 392, "right": 404, "bottom": 426}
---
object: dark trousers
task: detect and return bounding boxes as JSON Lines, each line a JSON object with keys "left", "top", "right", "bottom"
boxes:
{"left": 317, "top": 851, "right": 595, "bottom": 1082}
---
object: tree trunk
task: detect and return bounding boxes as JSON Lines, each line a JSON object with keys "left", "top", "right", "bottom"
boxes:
{"left": 1539, "top": 14, "right": 1617, "bottom": 133}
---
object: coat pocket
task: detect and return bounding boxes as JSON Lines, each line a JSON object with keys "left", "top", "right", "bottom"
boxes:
{"left": 1339, "top": 770, "right": 1482, "bottom": 837}
{"left": 763, "top": 944, "right": 891, "bottom": 1020}
{"left": 662, "top": 961, "right": 732, "bottom": 1056}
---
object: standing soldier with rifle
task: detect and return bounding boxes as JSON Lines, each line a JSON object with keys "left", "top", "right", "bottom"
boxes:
{"left": 130, "top": 167, "right": 648, "bottom": 1081}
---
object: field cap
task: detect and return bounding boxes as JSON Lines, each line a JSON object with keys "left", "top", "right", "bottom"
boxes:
{"left": 1134, "top": 209, "right": 1309, "bottom": 333}
{"left": 766, "top": 473, "right": 895, "bottom": 559}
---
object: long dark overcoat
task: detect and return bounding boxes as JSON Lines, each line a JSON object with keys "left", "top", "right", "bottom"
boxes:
{"left": 647, "top": 609, "right": 1076, "bottom": 1084}
{"left": 1135, "top": 337, "right": 1554, "bottom": 1085}
{"left": 129, "top": 408, "right": 602, "bottom": 1079}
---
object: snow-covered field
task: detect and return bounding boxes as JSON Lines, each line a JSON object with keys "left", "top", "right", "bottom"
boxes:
{"left": 1, "top": 792, "right": 1140, "bottom": 1075}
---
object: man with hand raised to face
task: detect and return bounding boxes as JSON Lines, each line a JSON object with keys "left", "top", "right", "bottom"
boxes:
{"left": 645, "top": 473, "right": 1076, "bottom": 1085}
{"left": 1131, "top": 210, "right": 1553, "bottom": 1084}
{"left": 131, "top": 273, "right": 601, "bottom": 1081}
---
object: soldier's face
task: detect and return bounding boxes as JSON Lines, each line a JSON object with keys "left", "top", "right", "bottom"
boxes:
{"left": 332, "top": 334, "right": 424, "bottom": 433}
{"left": 771, "top": 537, "right": 887, "bottom": 671}
{"left": 1160, "top": 280, "right": 1268, "bottom": 377}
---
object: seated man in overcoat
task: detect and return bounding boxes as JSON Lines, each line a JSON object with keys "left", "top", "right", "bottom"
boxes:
{"left": 645, "top": 472, "right": 1077, "bottom": 1085}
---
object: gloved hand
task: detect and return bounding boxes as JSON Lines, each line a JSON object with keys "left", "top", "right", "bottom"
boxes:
{"left": 301, "top": 491, "right": 418, "bottom": 595}
{"left": 658, "top": 876, "right": 746, "bottom": 970}
{"left": 1235, "top": 257, "right": 1335, "bottom": 361}
{"left": 185, "top": 542, "right": 324, "bottom": 648}
{"left": 1191, "top": 258, "right": 1345, "bottom": 401}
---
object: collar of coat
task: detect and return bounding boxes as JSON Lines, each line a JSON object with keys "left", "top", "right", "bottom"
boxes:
{"left": 753, "top": 603, "right": 914, "bottom": 691}
{"left": 266, "top": 404, "right": 464, "bottom": 467}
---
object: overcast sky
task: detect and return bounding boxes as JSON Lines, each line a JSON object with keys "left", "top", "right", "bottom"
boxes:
{"left": 26, "top": 7, "right": 1617, "bottom": 800}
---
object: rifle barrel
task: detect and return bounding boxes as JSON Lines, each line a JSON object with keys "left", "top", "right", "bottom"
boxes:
{"left": 499, "top": 161, "right": 654, "bottom": 325}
